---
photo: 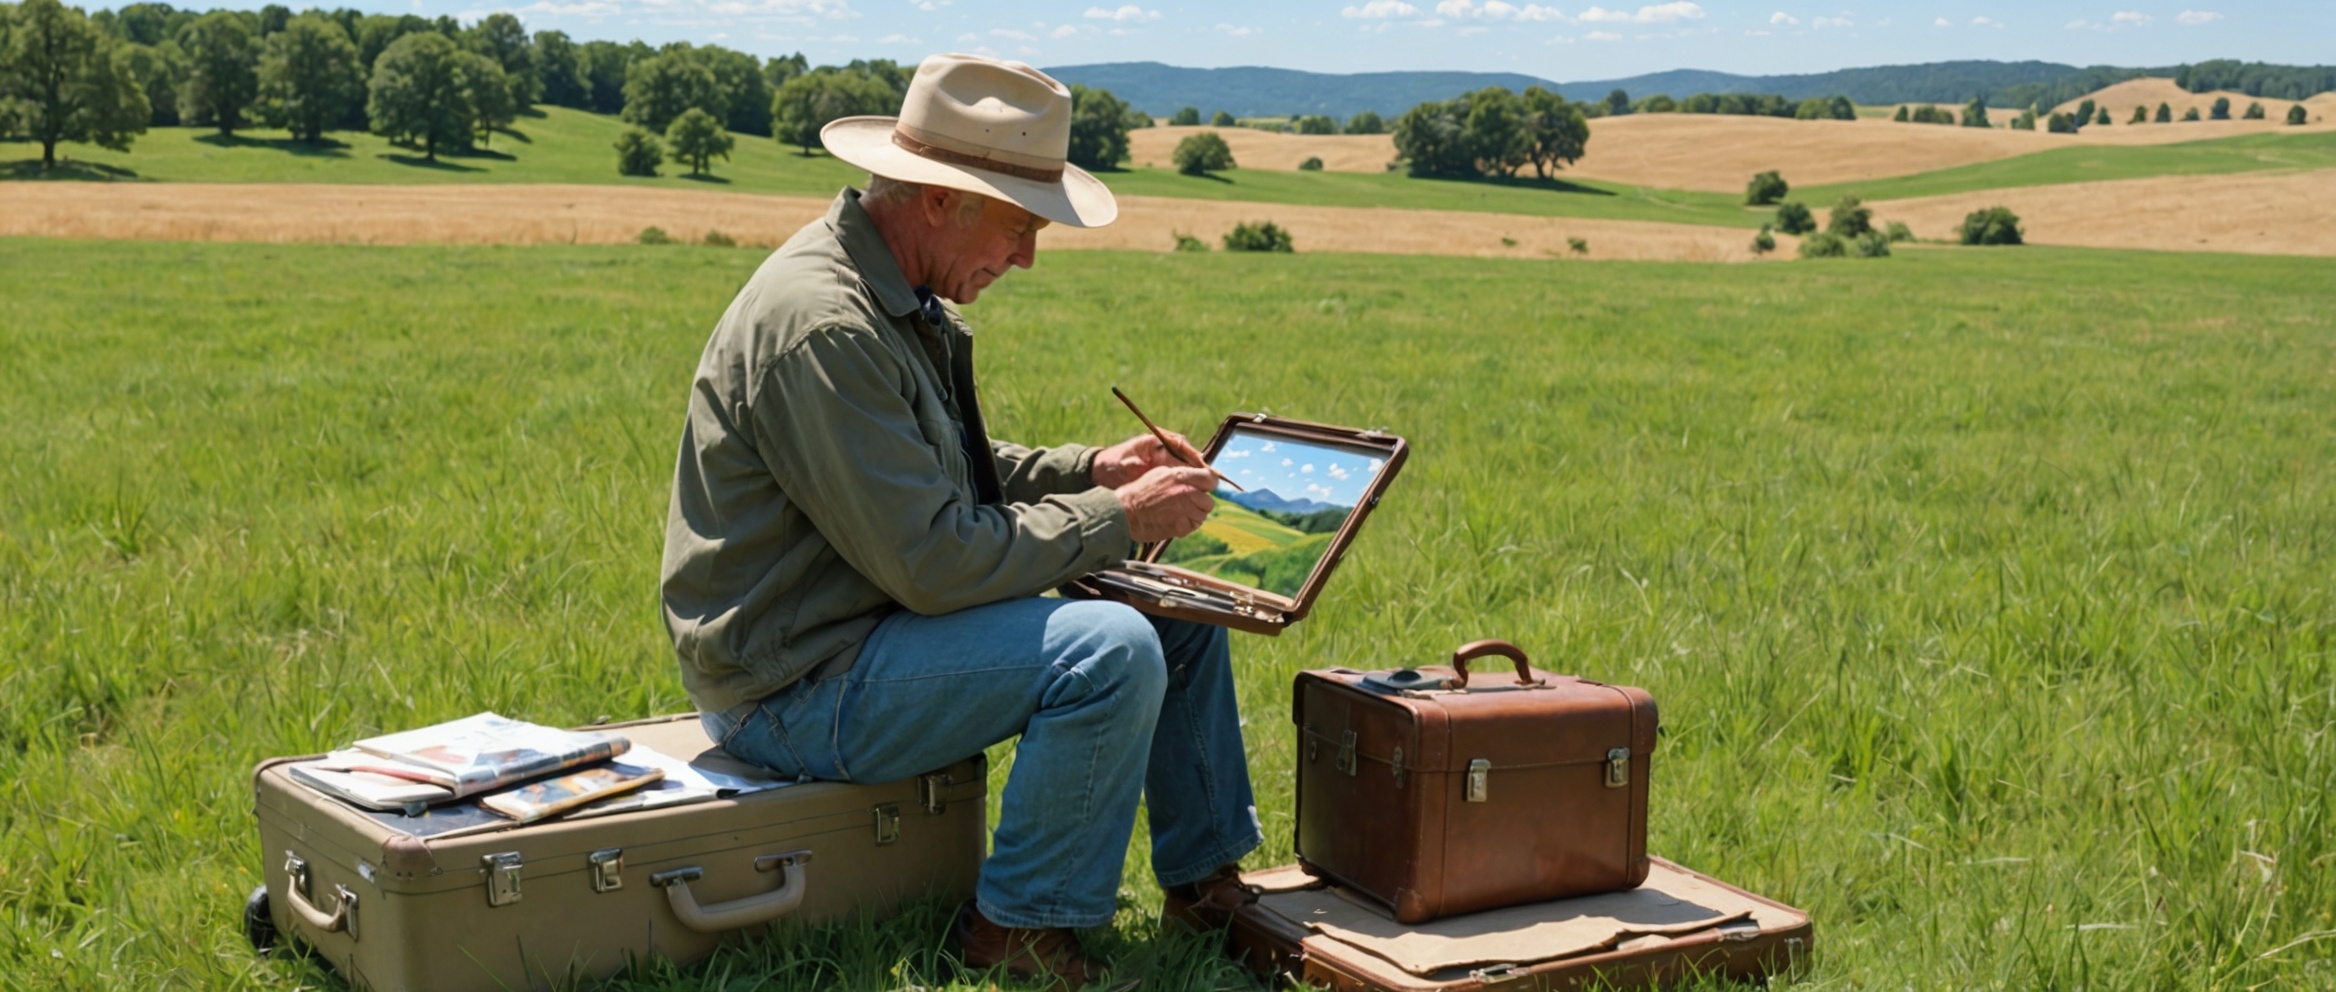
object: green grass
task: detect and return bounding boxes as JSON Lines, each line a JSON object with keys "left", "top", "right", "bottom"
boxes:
{"left": 4, "top": 238, "right": 2335, "bottom": 990}
{"left": 1801, "top": 128, "right": 2336, "bottom": 203}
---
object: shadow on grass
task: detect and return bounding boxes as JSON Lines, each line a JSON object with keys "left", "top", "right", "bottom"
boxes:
{"left": 193, "top": 133, "right": 354, "bottom": 158}
{"left": 1, "top": 159, "right": 144, "bottom": 181}
{"left": 379, "top": 153, "right": 485, "bottom": 172}
{"left": 489, "top": 125, "right": 534, "bottom": 145}
{"left": 1412, "top": 172, "right": 1619, "bottom": 197}
{"left": 680, "top": 173, "right": 733, "bottom": 184}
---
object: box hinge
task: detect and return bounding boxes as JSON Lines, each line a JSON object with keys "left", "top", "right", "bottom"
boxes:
{"left": 1606, "top": 747, "right": 1631, "bottom": 788}
{"left": 588, "top": 849, "right": 623, "bottom": 893}
{"left": 873, "top": 804, "right": 901, "bottom": 846}
{"left": 481, "top": 852, "right": 523, "bottom": 907}
{"left": 1336, "top": 730, "right": 1358, "bottom": 777}
{"left": 1465, "top": 758, "right": 1491, "bottom": 802}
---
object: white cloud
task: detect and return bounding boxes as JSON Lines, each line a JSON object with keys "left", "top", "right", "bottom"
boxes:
{"left": 1768, "top": 11, "right": 1797, "bottom": 25}
{"left": 523, "top": 0, "right": 620, "bottom": 15}
{"left": 1327, "top": 464, "right": 1351, "bottom": 480}
{"left": 1050, "top": 23, "right": 1080, "bottom": 37}
{"left": 1259, "top": 442, "right": 1276, "bottom": 452}
{"left": 1083, "top": 4, "right": 1159, "bottom": 21}
{"left": 2176, "top": 9, "right": 2221, "bottom": 24}
{"left": 1301, "top": 464, "right": 1316, "bottom": 474}
{"left": 990, "top": 26, "right": 1033, "bottom": 40}
{"left": 2113, "top": 10, "right": 2152, "bottom": 25}
{"left": 1281, "top": 458, "right": 1294, "bottom": 467}
{"left": 875, "top": 32, "right": 913, "bottom": 42}
{"left": 1584, "top": 28, "right": 1622, "bottom": 39}
{"left": 1223, "top": 449, "right": 1252, "bottom": 458}
{"left": 1435, "top": 0, "right": 1569, "bottom": 19}
{"left": 1812, "top": 15, "right": 1849, "bottom": 27}
{"left": 1933, "top": 16, "right": 1950, "bottom": 26}
{"left": 910, "top": 0, "right": 949, "bottom": 8}
{"left": 1970, "top": 14, "right": 2001, "bottom": 26}
{"left": 1576, "top": 2, "right": 1703, "bottom": 24}
{"left": 1341, "top": 0, "right": 1419, "bottom": 16}
{"left": 697, "top": 0, "right": 856, "bottom": 15}
{"left": 1367, "top": 458, "right": 1385, "bottom": 475}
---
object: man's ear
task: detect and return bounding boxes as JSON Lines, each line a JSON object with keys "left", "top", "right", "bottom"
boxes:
{"left": 919, "top": 186, "right": 958, "bottom": 228}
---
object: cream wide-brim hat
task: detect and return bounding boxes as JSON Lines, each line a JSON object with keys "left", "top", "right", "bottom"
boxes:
{"left": 822, "top": 53, "right": 1118, "bottom": 229}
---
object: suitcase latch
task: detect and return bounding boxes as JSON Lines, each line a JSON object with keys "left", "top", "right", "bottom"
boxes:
{"left": 1606, "top": 747, "right": 1631, "bottom": 788}
{"left": 918, "top": 772, "right": 949, "bottom": 814}
{"left": 1471, "top": 963, "right": 1528, "bottom": 984}
{"left": 1466, "top": 759, "right": 1491, "bottom": 802}
{"left": 588, "top": 849, "right": 624, "bottom": 893}
{"left": 1336, "top": 730, "right": 1358, "bottom": 777}
{"left": 873, "top": 804, "right": 901, "bottom": 846}
{"left": 482, "top": 852, "right": 523, "bottom": 907}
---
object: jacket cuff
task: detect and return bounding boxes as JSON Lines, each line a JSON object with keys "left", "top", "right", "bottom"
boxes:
{"left": 1064, "top": 485, "right": 1134, "bottom": 564}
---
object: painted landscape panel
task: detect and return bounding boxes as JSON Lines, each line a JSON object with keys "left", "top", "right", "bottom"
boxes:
{"left": 1156, "top": 428, "right": 1390, "bottom": 597}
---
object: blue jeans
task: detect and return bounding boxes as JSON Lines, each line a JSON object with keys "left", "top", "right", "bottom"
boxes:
{"left": 702, "top": 598, "right": 1261, "bottom": 929}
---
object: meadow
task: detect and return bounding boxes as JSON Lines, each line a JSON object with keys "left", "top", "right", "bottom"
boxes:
{"left": 1800, "top": 128, "right": 2336, "bottom": 203}
{"left": 2, "top": 237, "right": 2333, "bottom": 990}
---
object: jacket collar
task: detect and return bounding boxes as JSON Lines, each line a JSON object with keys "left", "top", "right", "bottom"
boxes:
{"left": 830, "top": 188, "right": 923, "bottom": 321}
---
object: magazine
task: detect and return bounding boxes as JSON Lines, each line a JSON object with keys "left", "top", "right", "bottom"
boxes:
{"left": 478, "top": 762, "right": 664, "bottom": 824}
{"left": 350, "top": 712, "right": 630, "bottom": 798}
{"left": 288, "top": 762, "right": 455, "bottom": 811}
{"left": 562, "top": 743, "right": 792, "bottom": 821}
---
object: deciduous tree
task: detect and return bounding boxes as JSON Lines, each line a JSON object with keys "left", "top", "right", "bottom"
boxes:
{"left": 531, "top": 30, "right": 589, "bottom": 109}
{"left": 1391, "top": 99, "right": 1467, "bottom": 176}
{"left": 462, "top": 12, "right": 536, "bottom": 109}
{"left": 2209, "top": 96, "right": 2230, "bottom": 120}
{"left": 1342, "top": 109, "right": 1382, "bottom": 134}
{"left": 2154, "top": 101, "right": 2171, "bottom": 123}
{"left": 1773, "top": 201, "right": 1815, "bottom": 235}
{"left": 1825, "top": 194, "right": 1873, "bottom": 238}
{"left": 1172, "top": 130, "right": 1234, "bottom": 175}
{"left": 118, "top": 39, "right": 183, "bottom": 125}
{"left": 179, "top": 9, "right": 258, "bottom": 136}
{"left": 1, "top": 0, "right": 149, "bottom": 170}
{"left": 1208, "top": 109, "right": 1233, "bottom": 126}
{"left": 1169, "top": 105, "right": 1199, "bottom": 126}
{"left": 2288, "top": 104, "right": 2309, "bottom": 125}
{"left": 1959, "top": 206, "right": 2022, "bottom": 245}
{"left": 455, "top": 50, "right": 511, "bottom": 147}
{"left": 664, "top": 106, "right": 730, "bottom": 175}
{"left": 1745, "top": 169, "right": 1788, "bottom": 206}
{"left": 255, "top": 13, "right": 360, "bottom": 143}
{"left": 1066, "top": 83, "right": 1132, "bottom": 170}
{"left": 770, "top": 66, "right": 895, "bottom": 154}
{"left": 614, "top": 126, "right": 660, "bottom": 176}
{"left": 367, "top": 31, "right": 470, "bottom": 161}
{"left": 1602, "top": 88, "right": 1630, "bottom": 116}
{"left": 1960, "top": 97, "right": 1989, "bottom": 127}
{"left": 1518, "top": 85, "right": 1587, "bottom": 179}
{"left": 622, "top": 48, "right": 723, "bottom": 134}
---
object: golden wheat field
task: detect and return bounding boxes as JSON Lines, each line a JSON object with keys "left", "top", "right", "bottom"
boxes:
{"left": 0, "top": 182, "right": 1784, "bottom": 261}
{"left": 1872, "top": 169, "right": 2336, "bottom": 256}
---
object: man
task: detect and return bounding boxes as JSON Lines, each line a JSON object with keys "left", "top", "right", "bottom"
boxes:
{"left": 660, "top": 54, "right": 1260, "bottom": 988}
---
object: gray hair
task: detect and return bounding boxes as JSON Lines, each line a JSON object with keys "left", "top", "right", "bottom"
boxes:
{"left": 865, "top": 175, "right": 988, "bottom": 228}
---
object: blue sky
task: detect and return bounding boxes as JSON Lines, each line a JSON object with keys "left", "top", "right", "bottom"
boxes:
{"left": 271, "top": 1, "right": 2329, "bottom": 81}
{"left": 1212, "top": 432, "right": 1383, "bottom": 508}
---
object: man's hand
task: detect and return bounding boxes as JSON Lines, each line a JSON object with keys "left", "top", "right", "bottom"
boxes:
{"left": 1093, "top": 431, "right": 1207, "bottom": 490}
{"left": 1117, "top": 466, "right": 1218, "bottom": 543}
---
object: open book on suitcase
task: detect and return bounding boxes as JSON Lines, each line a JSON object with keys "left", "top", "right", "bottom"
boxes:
{"left": 1068, "top": 413, "right": 1407, "bottom": 635}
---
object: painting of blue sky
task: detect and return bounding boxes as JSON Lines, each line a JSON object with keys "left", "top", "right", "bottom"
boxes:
{"left": 1211, "top": 430, "right": 1386, "bottom": 510}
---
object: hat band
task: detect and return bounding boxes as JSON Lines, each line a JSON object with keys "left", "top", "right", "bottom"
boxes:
{"left": 891, "top": 129, "right": 1064, "bottom": 184}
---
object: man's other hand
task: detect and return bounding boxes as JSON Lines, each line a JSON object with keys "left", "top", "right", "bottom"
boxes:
{"left": 1093, "top": 432, "right": 1206, "bottom": 490}
{"left": 1118, "top": 467, "right": 1218, "bottom": 543}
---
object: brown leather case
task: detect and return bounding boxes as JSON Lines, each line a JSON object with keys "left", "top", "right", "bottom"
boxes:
{"left": 1293, "top": 641, "right": 1658, "bottom": 924}
{"left": 1225, "top": 861, "right": 1811, "bottom": 992}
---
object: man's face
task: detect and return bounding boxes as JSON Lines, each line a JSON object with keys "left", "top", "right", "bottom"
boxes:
{"left": 928, "top": 192, "right": 1047, "bottom": 304}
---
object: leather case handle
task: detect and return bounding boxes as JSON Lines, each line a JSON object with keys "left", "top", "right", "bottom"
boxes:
{"left": 651, "top": 850, "right": 812, "bottom": 933}
{"left": 1450, "top": 640, "right": 1537, "bottom": 689}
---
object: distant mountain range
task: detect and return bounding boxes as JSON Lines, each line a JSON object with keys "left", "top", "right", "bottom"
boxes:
{"left": 1045, "top": 60, "right": 2234, "bottom": 119}
{"left": 1224, "top": 488, "right": 1340, "bottom": 516}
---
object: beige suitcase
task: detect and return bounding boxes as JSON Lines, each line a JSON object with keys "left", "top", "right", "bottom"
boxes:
{"left": 248, "top": 714, "right": 985, "bottom": 991}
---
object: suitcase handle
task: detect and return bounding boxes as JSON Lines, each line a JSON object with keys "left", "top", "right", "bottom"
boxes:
{"left": 651, "top": 850, "right": 813, "bottom": 933}
{"left": 1450, "top": 640, "right": 1538, "bottom": 689}
{"left": 282, "top": 853, "right": 358, "bottom": 940}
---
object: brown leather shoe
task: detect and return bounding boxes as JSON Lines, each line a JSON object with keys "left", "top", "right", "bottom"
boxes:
{"left": 1161, "top": 863, "right": 1257, "bottom": 933}
{"left": 951, "top": 901, "right": 1104, "bottom": 990}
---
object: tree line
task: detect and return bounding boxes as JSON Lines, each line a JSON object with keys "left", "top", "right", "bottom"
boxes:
{"left": 0, "top": 0, "right": 1114, "bottom": 175}
{"left": 2175, "top": 61, "right": 2336, "bottom": 101}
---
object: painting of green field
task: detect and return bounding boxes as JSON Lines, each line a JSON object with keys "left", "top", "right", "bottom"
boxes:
{"left": 1160, "top": 498, "right": 1335, "bottom": 597}
{"left": 2, "top": 237, "right": 2333, "bottom": 990}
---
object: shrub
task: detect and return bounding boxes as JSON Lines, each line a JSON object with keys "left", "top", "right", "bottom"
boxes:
{"left": 1223, "top": 220, "right": 1293, "bottom": 253}
{"left": 1209, "top": 110, "right": 1235, "bottom": 127}
{"left": 1567, "top": 237, "right": 1588, "bottom": 255}
{"left": 1852, "top": 230, "right": 1892, "bottom": 258}
{"left": 636, "top": 226, "right": 672, "bottom": 245}
{"left": 1961, "top": 99, "right": 1990, "bottom": 128}
{"left": 665, "top": 107, "right": 733, "bottom": 176}
{"left": 2046, "top": 112, "right": 2078, "bottom": 134}
{"left": 1173, "top": 131, "right": 1236, "bottom": 175}
{"left": 2242, "top": 102, "right": 2265, "bottom": 120}
{"left": 1773, "top": 201, "right": 1815, "bottom": 235}
{"left": 1745, "top": 169, "right": 1788, "bottom": 206}
{"left": 1295, "top": 114, "right": 1337, "bottom": 135}
{"left": 2210, "top": 96, "right": 2231, "bottom": 121}
{"left": 1751, "top": 226, "right": 1775, "bottom": 256}
{"left": 2290, "top": 104, "right": 2310, "bottom": 126}
{"left": 2096, "top": 107, "right": 2111, "bottom": 126}
{"left": 1298, "top": 156, "right": 1324, "bottom": 171}
{"left": 615, "top": 128, "right": 663, "bottom": 176}
{"left": 2182, "top": 107, "right": 2201, "bottom": 122}
{"left": 2010, "top": 106, "right": 2037, "bottom": 130}
{"left": 702, "top": 229, "right": 735, "bottom": 247}
{"left": 1172, "top": 231, "right": 1209, "bottom": 252}
{"left": 1170, "top": 106, "right": 1200, "bottom": 126}
{"left": 1885, "top": 221, "right": 1914, "bottom": 243}
{"left": 1825, "top": 195, "right": 1873, "bottom": 238}
{"left": 1797, "top": 232, "right": 1847, "bottom": 258}
{"left": 1344, "top": 110, "right": 1385, "bottom": 134}
{"left": 1958, "top": 206, "right": 2023, "bottom": 246}
{"left": 1909, "top": 104, "right": 1954, "bottom": 125}
{"left": 2155, "top": 102, "right": 2172, "bottom": 123}
{"left": 1893, "top": 105, "right": 1909, "bottom": 122}
{"left": 2130, "top": 105, "right": 2149, "bottom": 124}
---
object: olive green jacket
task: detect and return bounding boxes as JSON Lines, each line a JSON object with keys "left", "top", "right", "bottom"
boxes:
{"left": 661, "top": 189, "right": 1133, "bottom": 716}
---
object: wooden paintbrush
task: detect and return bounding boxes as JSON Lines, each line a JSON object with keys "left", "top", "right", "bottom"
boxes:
{"left": 1111, "top": 386, "right": 1244, "bottom": 492}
